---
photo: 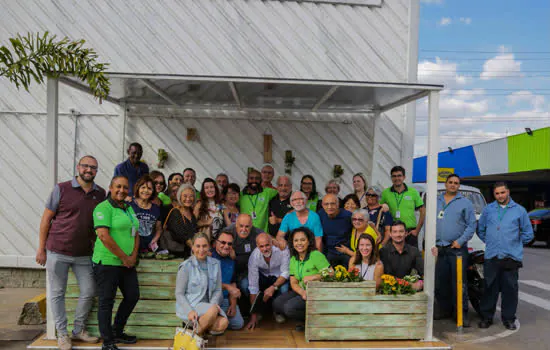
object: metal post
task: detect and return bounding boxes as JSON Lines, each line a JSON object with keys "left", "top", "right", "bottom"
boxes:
{"left": 46, "top": 78, "right": 59, "bottom": 339}
{"left": 423, "top": 91, "right": 440, "bottom": 341}
{"left": 119, "top": 103, "right": 128, "bottom": 162}
{"left": 457, "top": 255, "right": 464, "bottom": 333}
{"left": 369, "top": 112, "right": 381, "bottom": 185}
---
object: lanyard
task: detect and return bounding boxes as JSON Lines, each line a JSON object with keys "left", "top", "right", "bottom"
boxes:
{"left": 498, "top": 205, "right": 508, "bottom": 222}
{"left": 248, "top": 194, "right": 259, "bottom": 212}
{"left": 393, "top": 191, "right": 405, "bottom": 209}
{"left": 123, "top": 208, "right": 136, "bottom": 228}
{"left": 360, "top": 263, "right": 372, "bottom": 279}
{"left": 358, "top": 192, "right": 366, "bottom": 204}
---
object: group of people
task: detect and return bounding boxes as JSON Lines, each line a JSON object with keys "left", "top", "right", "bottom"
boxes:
{"left": 36, "top": 142, "right": 534, "bottom": 350}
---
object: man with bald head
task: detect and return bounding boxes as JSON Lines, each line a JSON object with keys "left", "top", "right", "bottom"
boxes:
{"left": 268, "top": 175, "right": 293, "bottom": 237}
{"left": 319, "top": 194, "right": 353, "bottom": 266}
{"left": 224, "top": 214, "right": 265, "bottom": 300}
{"left": 245, "top": 233, "right": 290, "bottom": 330}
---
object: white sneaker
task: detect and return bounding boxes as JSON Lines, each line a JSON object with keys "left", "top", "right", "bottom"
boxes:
{"left": 72, "top": 329, "right": 99, "bottom": 343}
{"left": 57, "top": 334, "right": 72, "bottom": 350}
{"left": 274, "top": 313, "right": 286, "bottom": 324}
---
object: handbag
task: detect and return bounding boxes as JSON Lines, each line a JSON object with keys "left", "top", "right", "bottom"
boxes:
{"left": 173, "top": 321, "right": 207, "bottom": 350}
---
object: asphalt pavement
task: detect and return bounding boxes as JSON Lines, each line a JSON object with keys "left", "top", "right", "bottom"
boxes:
{"left": 435, "top": 242, "right": 550, "bottom": 350}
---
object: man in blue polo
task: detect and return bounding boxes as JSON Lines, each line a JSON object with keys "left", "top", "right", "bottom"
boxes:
{"left": 211, "top": 229, "right": 244, "bottom": 330}
{"left": 318, "top": 194, "right": 353, "bottom": 267}
{"left": 477, "top": 182, "right": 533, "bottom": 330}
{"left": 433, "top": 174, "right": 476, "bottom": 327}
{"left": 114, "top": 142, "right": 149, "bottom": 197}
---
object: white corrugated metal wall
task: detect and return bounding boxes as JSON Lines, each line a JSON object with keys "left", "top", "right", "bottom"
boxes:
{"left": 0, "top": 0, "right": 417, "bottom": 266}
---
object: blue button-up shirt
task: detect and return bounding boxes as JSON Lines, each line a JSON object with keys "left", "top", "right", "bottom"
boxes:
{"left": 113, "top": 159, "right": 149, "bottom": 196}
{"left": 436, "top": 193, "right": 476, "bottom": 247}
{"left": 477, "top": 198, "right": 534, "bottom": 262}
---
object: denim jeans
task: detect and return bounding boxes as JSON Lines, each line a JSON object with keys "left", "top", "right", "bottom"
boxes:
{"left": 434, "top": 246, "right": 469, "bottom": 316}
{"left": 480, "top": 258, "right": 519, "bottom": 322}
{"left": 272, "top": 291, "right": 306, "bottom": 321}
{"left": 93, "top": 263, "right": 140, "bottom": 344}
{"left": 46, "top": 251, "right": 95, "bottom": 335}
{"left": 220, "top": 298, "right": 244, "bottom": 330}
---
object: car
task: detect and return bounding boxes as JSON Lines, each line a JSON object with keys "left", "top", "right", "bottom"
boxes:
{"left": 528, "top": 208, "right": 550, "bottom": 247}
{"left": 412, "top": 183, "right": 487, "bottom": 252}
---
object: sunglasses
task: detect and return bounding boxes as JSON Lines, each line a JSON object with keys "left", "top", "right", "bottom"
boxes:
{"left": 352, "top": 218, "right": 365, "bottom": 222}
{"left": 217, "top": 240, "right": 233, "bottom": 247}
{"left": 366, "top": 193, "right": 378, "bottom": 197}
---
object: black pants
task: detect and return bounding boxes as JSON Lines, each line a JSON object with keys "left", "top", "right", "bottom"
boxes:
{"left": 406, "top": 232, "right": 418, "bottom": 248}
{"left": 93, "top": 263, "right": 140, "bottom": 344}
{"left": 272, "top": 291, "right": 306, "bottom": 321}
{"left": 435, "top": 246, "right": 469, "bottom": 317}
{"left": 480, "top": 258, "right": 519, "bottom": 323}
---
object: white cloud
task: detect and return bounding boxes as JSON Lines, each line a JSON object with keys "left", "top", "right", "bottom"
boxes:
{"left": 418, "top": 58, "right": 469, "bottom": 87}
{"left": 440, "top": 97, "right": 489, "bottom": 114}
{"left": 459, "top": 17, "right": 472, "bottom": 25}
{"left": 439, "top": 17, "right": 452, "bottom": 26}
{"left": 507, "top": 91, "right": 545, "bottom": 110}
{"left": 480, "top": 49, "right": 522, "bottom": 80}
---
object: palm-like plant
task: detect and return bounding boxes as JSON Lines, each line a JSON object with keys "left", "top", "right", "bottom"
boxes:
{"left": 0, "top": 32, "right": 110, "bottom": 101}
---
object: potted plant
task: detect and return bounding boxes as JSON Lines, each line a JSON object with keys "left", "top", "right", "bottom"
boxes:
{"left": 157, "top": 149, "right": 168, "bottom": 168}
{"left": 284, "top": 150, "right": 295, "bottom": 175}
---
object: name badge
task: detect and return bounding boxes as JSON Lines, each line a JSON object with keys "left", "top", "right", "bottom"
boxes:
{"left": 245, "top": 244, "right": 251, "bottom": 253}
{"left": 251, "top": 211, "right": 257, "bottom": 220}
{"left": 131, "top": 226, "right": 137, "bottom": 237}
{"left": 405, "top": 195, "right": 412, "bottom": 200}
{"left": 437, "top": 210, "right": 444, "bottom": 219}
{"left": 395, "top": 210, "right": 401, "bottom": 219}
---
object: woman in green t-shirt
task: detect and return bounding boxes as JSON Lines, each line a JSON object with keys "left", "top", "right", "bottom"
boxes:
{"left": 272, "top": 227, "right": 330, "bottom": 331}
{"left": 92, "top": 176, "right": 140, "bottom": 348}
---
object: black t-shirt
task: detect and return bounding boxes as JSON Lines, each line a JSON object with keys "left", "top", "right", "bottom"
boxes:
{"left": 226, "top": 224, "right": 262, "bottom": 278}
{"left": 268, "top": 195, "right": 292, "bottom": 237}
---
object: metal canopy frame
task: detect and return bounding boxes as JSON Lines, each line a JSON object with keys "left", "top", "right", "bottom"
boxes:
{"left": 47, "top": 75, "right": 442, "bottom": 342}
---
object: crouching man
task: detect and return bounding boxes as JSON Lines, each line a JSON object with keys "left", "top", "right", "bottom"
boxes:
{"left": 246, "top": 233, "right": 290, "bottom": 330}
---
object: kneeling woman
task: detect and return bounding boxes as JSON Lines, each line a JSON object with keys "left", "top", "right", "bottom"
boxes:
{"left": 175, "top": 233, "right": 228, "bottom": 336}
{"left": 273, "top": 227, "right": 330, "bottom": 329}
{"left": 348, "top": 234, "right": 384, "bottom": 288}
{"left": 92, "top": 176, "right": 140, "bottom": 349}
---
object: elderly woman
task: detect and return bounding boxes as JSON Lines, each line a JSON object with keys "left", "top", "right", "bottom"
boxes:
{"left": 348, "top": 234, "right": 384, "bottom": 288}
{"left": 273, "top": 227, "right": 330, "bottom": 331}
{"left": 92, "top": 176, "right": 140, "bottom": 347}
{"left": 176, "top": 232, "right": 228, "bottom": 336}
{"left": 325, "top": 179, "right": 342, "bottom": 206}
{"left": 341, "top": 193, "right": 360, "bottom": 213}
{"left": 223, "top": 183, "right": 240, "bottom": 226}
{"left": 336, "top": 209, "right": 379, "bottom": 260}
{"left": 160, "top": 184, "right": 198, "bottom": 258}
{"left": 194, "top": 178, "right": 225, "bottom": 241}
{"left": 352, "top": 173, "right": 369, "bottom": 208}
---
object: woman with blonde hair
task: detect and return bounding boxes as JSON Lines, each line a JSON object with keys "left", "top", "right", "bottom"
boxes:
{"left": 352, "top": 173, "right": 368, "bottom": 208}
{"left": 176, "top": 232, "right": 228, "bottom": 336}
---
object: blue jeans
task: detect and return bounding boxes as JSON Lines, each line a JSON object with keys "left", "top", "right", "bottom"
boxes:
{"left": 480, "top": 258, "right": 519, "bottom": 322}
{"left": 435, "top": 246, "right": 469, "bottom": 316}
{"left": 220, "top": 298, "right": 244, "bottom": 330}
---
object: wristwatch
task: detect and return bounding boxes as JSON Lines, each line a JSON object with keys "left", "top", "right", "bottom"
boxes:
{"left": 273, "top": 285, "right": 279, "bottom": 291}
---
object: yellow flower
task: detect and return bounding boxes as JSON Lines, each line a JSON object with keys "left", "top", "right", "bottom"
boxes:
{"left": 336, "top": 271, "right": 342, "bottom": 279}
{"left": 392, "top": 287, "right": 396, "bottom": 291}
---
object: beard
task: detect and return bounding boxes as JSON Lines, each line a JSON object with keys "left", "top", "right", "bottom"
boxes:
{"left": 293, "top": 204, "right": 305, "bottom": 211}
{"left": 79, "top": 171, "right": 95, "bottom": 183}
{"left": 262, "top": 251, "right": 272, "bottom": 258}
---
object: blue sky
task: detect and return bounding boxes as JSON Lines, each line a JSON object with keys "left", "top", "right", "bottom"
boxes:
{"left": 414, "top": 0, "right": 550, "bottom": 156}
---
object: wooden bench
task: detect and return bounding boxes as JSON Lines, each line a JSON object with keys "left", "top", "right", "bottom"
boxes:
{"left": 66, "top": 259, "right": 184, "bottom": 339}
{"left": 305, "top": 281, "right": 428, "bottom": 341}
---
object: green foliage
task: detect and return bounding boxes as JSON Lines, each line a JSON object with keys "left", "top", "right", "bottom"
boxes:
{"left": 0, "top": 32, "right": 110, "bottom": 101}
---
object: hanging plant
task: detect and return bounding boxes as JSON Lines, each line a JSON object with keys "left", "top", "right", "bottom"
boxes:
{"left": 157, "top": 149, "right": 168, "bottom": 168}
{"left": 333, "top": 164, "right": 344, "bottom": 179}
{"left": 284, "top": 150, "right": 295, "bottom": 175}
{"left": 0, "top": 32, "right": 110, "bottom": 101}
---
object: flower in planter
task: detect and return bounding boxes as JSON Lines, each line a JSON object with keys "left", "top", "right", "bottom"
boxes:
{"left": 320, "top": 265, "right": 363, "bottom": 282}
{"left": 380, "top": 274, "right": 416, "bottom": 295}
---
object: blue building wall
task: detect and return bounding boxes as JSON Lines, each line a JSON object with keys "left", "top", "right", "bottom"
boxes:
{"left": 413, "top": 146, "right": 481, "bottom": 182}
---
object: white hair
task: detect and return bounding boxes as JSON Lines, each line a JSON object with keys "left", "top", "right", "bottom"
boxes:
{"left": 277, "top": 175, "right": 292, "bottom": 186}
{"left": 177, "top": 183, "right": 196, "bottom": 206}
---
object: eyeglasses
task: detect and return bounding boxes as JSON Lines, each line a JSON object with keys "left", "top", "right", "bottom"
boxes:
{"left": 391, "top": 174, "right": 404, "bottom": 178}
{"left": 154, "top": 181, "right": 166, "bottom": 186}
{"left": 365, "top": 193, "right": 378, "bottom": 197}
{"left": 324, "top": 202, "right": 338, "bottom": 207}
{"left": 217, "top": 240, "right": 233, "bottom": 247}
{"left": 352, "top": 218, "right": 365, "bottom": 222}
{"left": 301, "top": 182, "right": 313, "bottom": 185}
{"left": 79, "top": 164, "right": 98, "bottom": 171}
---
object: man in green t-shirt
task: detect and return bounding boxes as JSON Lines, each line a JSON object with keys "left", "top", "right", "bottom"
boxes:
{"left": 380, "top": 166, "right": 425, "bottom": 248}
{"left": 239, "top": 169, "right": 277, "bottom": 232}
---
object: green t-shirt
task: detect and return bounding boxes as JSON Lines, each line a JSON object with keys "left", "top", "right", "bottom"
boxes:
{"left": 239, "top": 187, "right": 278, "bottom": 232}
{"left": 306, "top": 194, "right": 320, "bottom": 212}
{"left": 380, "top": 183, "right": 424, "bottom": 229}
{"left": 289, "top": 250, "right": 330, "bottom": 287}
{"left": 157, "top": 192, "right": 172, "bottom": 206}
{"left": 92, "top": 199, "right": 139, "bottom": 266}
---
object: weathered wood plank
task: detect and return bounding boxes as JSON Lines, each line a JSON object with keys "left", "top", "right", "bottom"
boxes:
{"left": 66, "top": 285, "right": 175, "bottom": 300}
{"left": 69, "top": 311, "right": 181, "bottom": 327}
{"left": 306, "top": 326, "right": 424, "bottom": 341}
{"left": 66, "top": 298, "right": 175, "bottom": 314}
{"left": 308, "top": 287, "right": 375, "bottom": 300}
{"left": 67, "top": 272, "right": 176, "bottom": 287}
{"left": 307, "top": 300, "right": 427, "bottom": 314}
{"left": 307, "top": 281, "right": 376, "bottom": 289}
{"left": 135, "top": 259, "right": 185, "bottom": 273}
{"left": 306, "top": 314, "right": 427, "bottom": 328}
{"left": 85, "top": 325, "right": 176, "bottom": 340}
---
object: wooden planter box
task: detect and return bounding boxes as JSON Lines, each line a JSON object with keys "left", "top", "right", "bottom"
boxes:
{"left": 66, "top": 259, "right": 184, "bottom": 339}
{"left": 306, "top": 281, "right": 427, "bottom": 341}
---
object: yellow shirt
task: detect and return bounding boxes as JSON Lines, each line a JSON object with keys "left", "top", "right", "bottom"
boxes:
{"left": 350, "top": 226, "right": 378, "bottom": 252}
